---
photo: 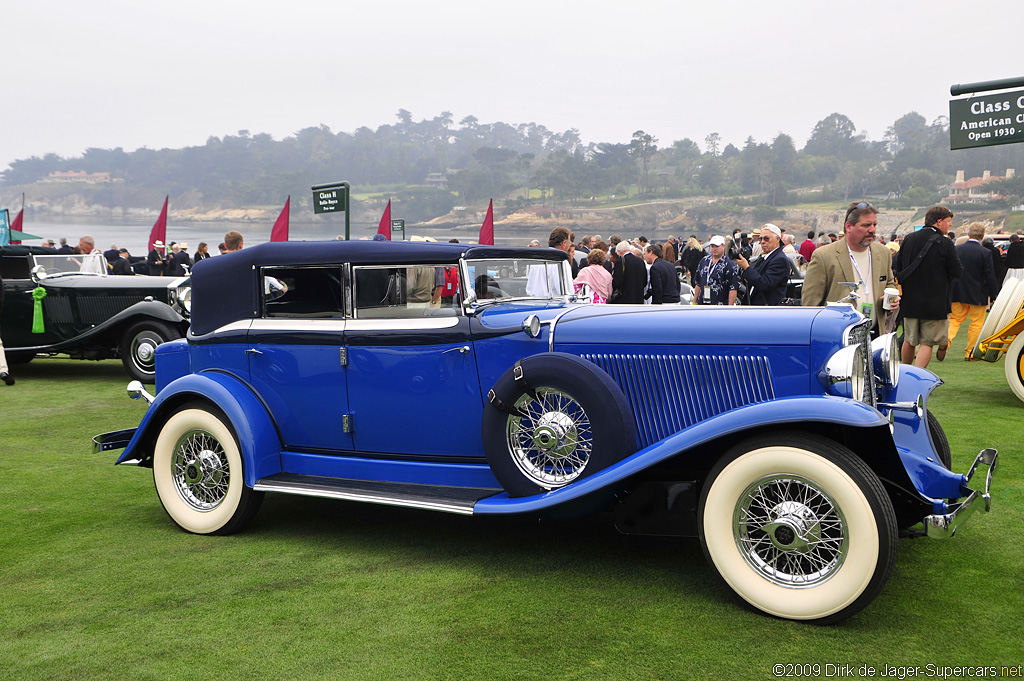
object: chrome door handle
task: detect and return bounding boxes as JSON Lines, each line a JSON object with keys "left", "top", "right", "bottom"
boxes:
{"left": 245, "top": 348, "right": 263, "bottom": 355}
{"left": 442, "top": 345, "right": 470, "bottom": 355}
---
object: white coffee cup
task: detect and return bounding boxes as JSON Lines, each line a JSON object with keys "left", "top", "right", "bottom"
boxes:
{"left": 883, "top": 287, "right": 899, "bottom": 310}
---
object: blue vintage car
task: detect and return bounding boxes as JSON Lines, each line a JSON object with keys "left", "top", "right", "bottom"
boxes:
{"left": 96, "top": 240, "right": 997, "bottom": 623}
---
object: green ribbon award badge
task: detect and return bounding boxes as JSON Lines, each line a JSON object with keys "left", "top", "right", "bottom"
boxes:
{"left": 31, "top": 286, "right": 47, "bottom": 333}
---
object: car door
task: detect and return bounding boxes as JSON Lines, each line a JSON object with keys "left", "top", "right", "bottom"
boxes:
{"left": 344, "top": 264, "right": 484, "bottom": 458}
{"left": 247, "top": 265, "right": 354, "bottom": 451}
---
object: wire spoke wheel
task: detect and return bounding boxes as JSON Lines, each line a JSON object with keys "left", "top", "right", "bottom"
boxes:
{"left": 153, "top": 403, "right": 263, "bottom": 535}
{"left": 698, "top": 434, "right": 897, "bottom": 623}
{"left": 735, "top": 475, "right": 847, "bottom": 588}
{"left": 506, "top": 388, "right": 594, "bottom": 488}
{"left": 172, "top": 429, "right": 231, "bottom": 511}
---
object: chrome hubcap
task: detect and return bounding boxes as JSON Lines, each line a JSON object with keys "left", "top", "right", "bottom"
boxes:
{"left": 506, "top": 388, "right": 592, "bottom": 488}
{"left": 136, "top": 341, "right": 156, "bottom": 363}
{"left": 172, "top": 430, "right": 229, "bottom": 512}
{"left": 734, "top": 475, "right": 848, "bottom": 587}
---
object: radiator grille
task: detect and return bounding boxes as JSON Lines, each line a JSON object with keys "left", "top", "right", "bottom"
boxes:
{"left": 42, "top": 296, "right": 74, "bottom": 324}
{"left": 581, "top": 353, "right": 775, "bottom": 449}
{"left": 78, "top": 295, "right": 147, "bottom": 325}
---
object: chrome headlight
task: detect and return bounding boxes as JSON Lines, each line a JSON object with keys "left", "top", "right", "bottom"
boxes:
{"left": 180, "top": 286, "right": 191, "bottom": 315}
{"left": 823, "top": 343, "right": 866, "bottom": 401}
{"left": 871, "top": 332, "right": 900, "bottom": 389}
{"left": 822, "top": 319, "right": 875, "bottom": 406}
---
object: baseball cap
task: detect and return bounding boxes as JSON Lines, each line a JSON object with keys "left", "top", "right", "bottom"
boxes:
{"left": 709, "top": 236, "right": 726, "bottom": 246}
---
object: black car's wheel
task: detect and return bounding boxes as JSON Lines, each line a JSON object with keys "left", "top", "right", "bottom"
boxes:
{"left": 698, "top": 433, "right": 898, "bottom": 624}
{"left": 119, "top": 320, "right": 181, "bottom": 383}
{"left": 926, "top": 409, "right": 952, "bottom": 470}
{"left": 152, "top": 402, "right": 263, "bottom": 535}
{"left": 482, "top": 352, "right": 637, "bottom": 497}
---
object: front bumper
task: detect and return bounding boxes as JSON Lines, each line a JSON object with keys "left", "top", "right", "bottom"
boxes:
{"left": 924, "top": 448, "right": 998, "bottom": 539}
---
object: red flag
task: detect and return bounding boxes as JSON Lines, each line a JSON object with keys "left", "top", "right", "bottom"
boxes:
{"left": 478, "top": 199, "right": 494, "bottom": 245}
{"left": 270, "top": 196, "right": 290, "bottom": 242}
{"left": 376, "top": 199, "right": 392, "bottom": 240}
{"left": 10, "top": 208, "right": 23, "bottom": 245}
{"left": 148, "top": 196, "right": 168, "bottom": 252}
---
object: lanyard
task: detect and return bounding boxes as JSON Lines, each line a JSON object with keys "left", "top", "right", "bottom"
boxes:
{"left": 848, "top": 248, "right": 870, "bottom": 290}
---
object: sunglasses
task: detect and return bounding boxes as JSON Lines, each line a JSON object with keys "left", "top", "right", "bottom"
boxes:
{"left": 845, "top": 201, "right": 875, "bottom": 222}
{"left": 759, "top": 235, "right": 773, "bottom": 242}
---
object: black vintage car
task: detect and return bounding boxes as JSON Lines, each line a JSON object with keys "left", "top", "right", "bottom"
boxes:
{"left": 0, "top": 245, "right": 190, "bottom": 381}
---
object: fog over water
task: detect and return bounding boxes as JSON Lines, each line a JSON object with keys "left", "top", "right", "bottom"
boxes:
{"left": 25, "top": 217, "right": 530, "bottom": 255}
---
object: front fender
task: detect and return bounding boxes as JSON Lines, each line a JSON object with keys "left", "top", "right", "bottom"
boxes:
{"left": 47, "top": 300, "right": 188, "bottom": 352}
{"left": 116, "top": 371, "right": 283, "bottom": 487}
{"left": 475, "top": 395, "right": 891, "bottom": 515}
{"left": 886, "top": 364, "right": 965, "bottom": 503}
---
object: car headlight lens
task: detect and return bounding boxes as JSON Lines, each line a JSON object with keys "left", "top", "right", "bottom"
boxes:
{"left": 871, "top": 332, "right": 900, "bottom": 389}
{"left": 180, "top": 287, "right": 191, "bottom": 315}
{"left": 823, "top": 343, "right": 865, "bottom": 400}
{"left": 822, "top": 320, "right": 875, "bottom": 406}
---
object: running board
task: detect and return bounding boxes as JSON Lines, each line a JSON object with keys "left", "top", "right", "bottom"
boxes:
{"left": 253, "top": 473, "right": 502, "bottom": 515}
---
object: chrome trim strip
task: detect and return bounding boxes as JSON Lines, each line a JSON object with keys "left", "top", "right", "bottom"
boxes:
{"left": 547, "top": 307, "right": 579, "bottom": 352}
{"left": 252, "top": 481, "right": 476, "bottom": 515}
{"left": 346, "top": 317, "right": 460, "bottom": 331}
{"left": 250, "top": 319, "right": 348, "bottom": 332}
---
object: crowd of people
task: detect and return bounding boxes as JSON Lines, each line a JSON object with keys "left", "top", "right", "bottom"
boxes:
{"left": 561, "top": 202, "right": 1024, "bottom": 372}
{"left": 5, "top": 216, "right": 1022, "bottom": 388}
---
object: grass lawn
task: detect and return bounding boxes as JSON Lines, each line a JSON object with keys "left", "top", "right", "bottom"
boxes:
{"left": 1, "top": 336, "right": 1021, "bottom": 680}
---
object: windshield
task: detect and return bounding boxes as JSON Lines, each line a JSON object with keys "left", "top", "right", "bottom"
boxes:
{"left": 464, "top": 258, "right": 568, "bottom": 301}
{"left": 31, "top": 254, "right": 108, "bottom": 276}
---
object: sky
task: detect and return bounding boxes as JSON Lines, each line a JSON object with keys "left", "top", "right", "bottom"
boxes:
{"left": 2, "top": 0, "right": 1022, "bottom": 173}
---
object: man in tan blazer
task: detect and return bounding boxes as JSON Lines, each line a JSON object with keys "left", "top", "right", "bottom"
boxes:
{"left": 802, "top": 201, "right": 897, "bottom": 332}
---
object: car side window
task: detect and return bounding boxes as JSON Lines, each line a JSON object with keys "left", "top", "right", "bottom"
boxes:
{"left": 262, "top": 266, "right": 345, "bottom": 318}
{"left": 354, "top": 265, "right": 456, "bottom": 319}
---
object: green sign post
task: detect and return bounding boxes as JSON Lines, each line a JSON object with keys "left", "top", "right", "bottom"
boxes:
{"left": 311, "top": 181, "right": 352, "bottom": 240}
{"left": 391, "top": 219, "right": 405, "bottom": 240}
{"left": 949, "top": 77, "right": 1024, "bottom": 150}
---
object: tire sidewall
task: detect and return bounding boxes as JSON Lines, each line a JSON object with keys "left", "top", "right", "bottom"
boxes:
{"left": 153, "top": 406, "right": 246, "bottom": 535}
{"left": 699, "top": 438, "right": 888, "bottom": 622}
{"left": 1004, "top": 332, "right": 1024, "bottom": 403}
{"left": 482, "top": 353, "right": 636, "bottom": 497}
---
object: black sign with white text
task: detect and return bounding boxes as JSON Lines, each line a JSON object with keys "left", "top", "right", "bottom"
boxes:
{"left": 949, "top": 88, "right": 1024, "bottom": 150}
{"left": 312, "top": 185, "right": 347, "bottom": 214}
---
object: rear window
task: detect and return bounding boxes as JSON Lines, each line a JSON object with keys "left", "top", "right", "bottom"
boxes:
{"left": 261, "top": 266, "right": 345, "bottom": 318}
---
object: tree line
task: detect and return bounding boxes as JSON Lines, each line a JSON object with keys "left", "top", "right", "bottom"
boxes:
{"left": 6, "top": 109, "right": 1024, "bottom": 218}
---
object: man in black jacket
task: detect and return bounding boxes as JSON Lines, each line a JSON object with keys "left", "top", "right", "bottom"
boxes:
{"left": 735, "top": 223, "right": 790, "bottom": 305}
{"left": 896, "top": 206, "right": 963, "bottom": 368}
{"left": 948, "top": 222, "right": 999, "bottom": 360}
{"left": 111, "top": 248, "right": 135, "bottom": 275}
{"left": 610, "top": 241, "right": 647, "bottom": 304}
{"left": 644, "top": 243, "right": 681, "bottom": 304}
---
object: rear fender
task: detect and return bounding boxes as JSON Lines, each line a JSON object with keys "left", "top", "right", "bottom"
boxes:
{"left": 116, "top": 371, "right": 283, "bottom": 487}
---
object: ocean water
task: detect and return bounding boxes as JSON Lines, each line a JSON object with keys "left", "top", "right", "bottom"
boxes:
{"left": 17, "top": 216, "right": 530, "bottom": 255}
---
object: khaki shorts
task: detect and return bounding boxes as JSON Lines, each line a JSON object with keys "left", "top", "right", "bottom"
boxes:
{"left": 904, "top": 317, "right": 950, "bottom": 347}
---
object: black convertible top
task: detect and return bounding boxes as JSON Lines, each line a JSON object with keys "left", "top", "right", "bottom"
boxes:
{"left": 190, "top": 240, "right": 566, "bottom": 335}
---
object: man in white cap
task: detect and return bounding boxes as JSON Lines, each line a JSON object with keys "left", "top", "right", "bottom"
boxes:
{"left": 734, "top": 224, "right": 790, "bottom": 305}
{"left": 694, "top": 236, "right": 740, "bottom": 305}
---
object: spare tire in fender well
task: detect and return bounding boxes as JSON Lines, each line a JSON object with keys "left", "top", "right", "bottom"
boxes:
{"left": 481, "top": 352, "right": 638, "bottom": 497}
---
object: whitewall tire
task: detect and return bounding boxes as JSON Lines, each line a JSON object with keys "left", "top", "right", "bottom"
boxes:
{"left": 152, "top": 403, "right": 263, "bottom": 535}
{"left": 698, "top": 434, "right": 897, "bottom": 623}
